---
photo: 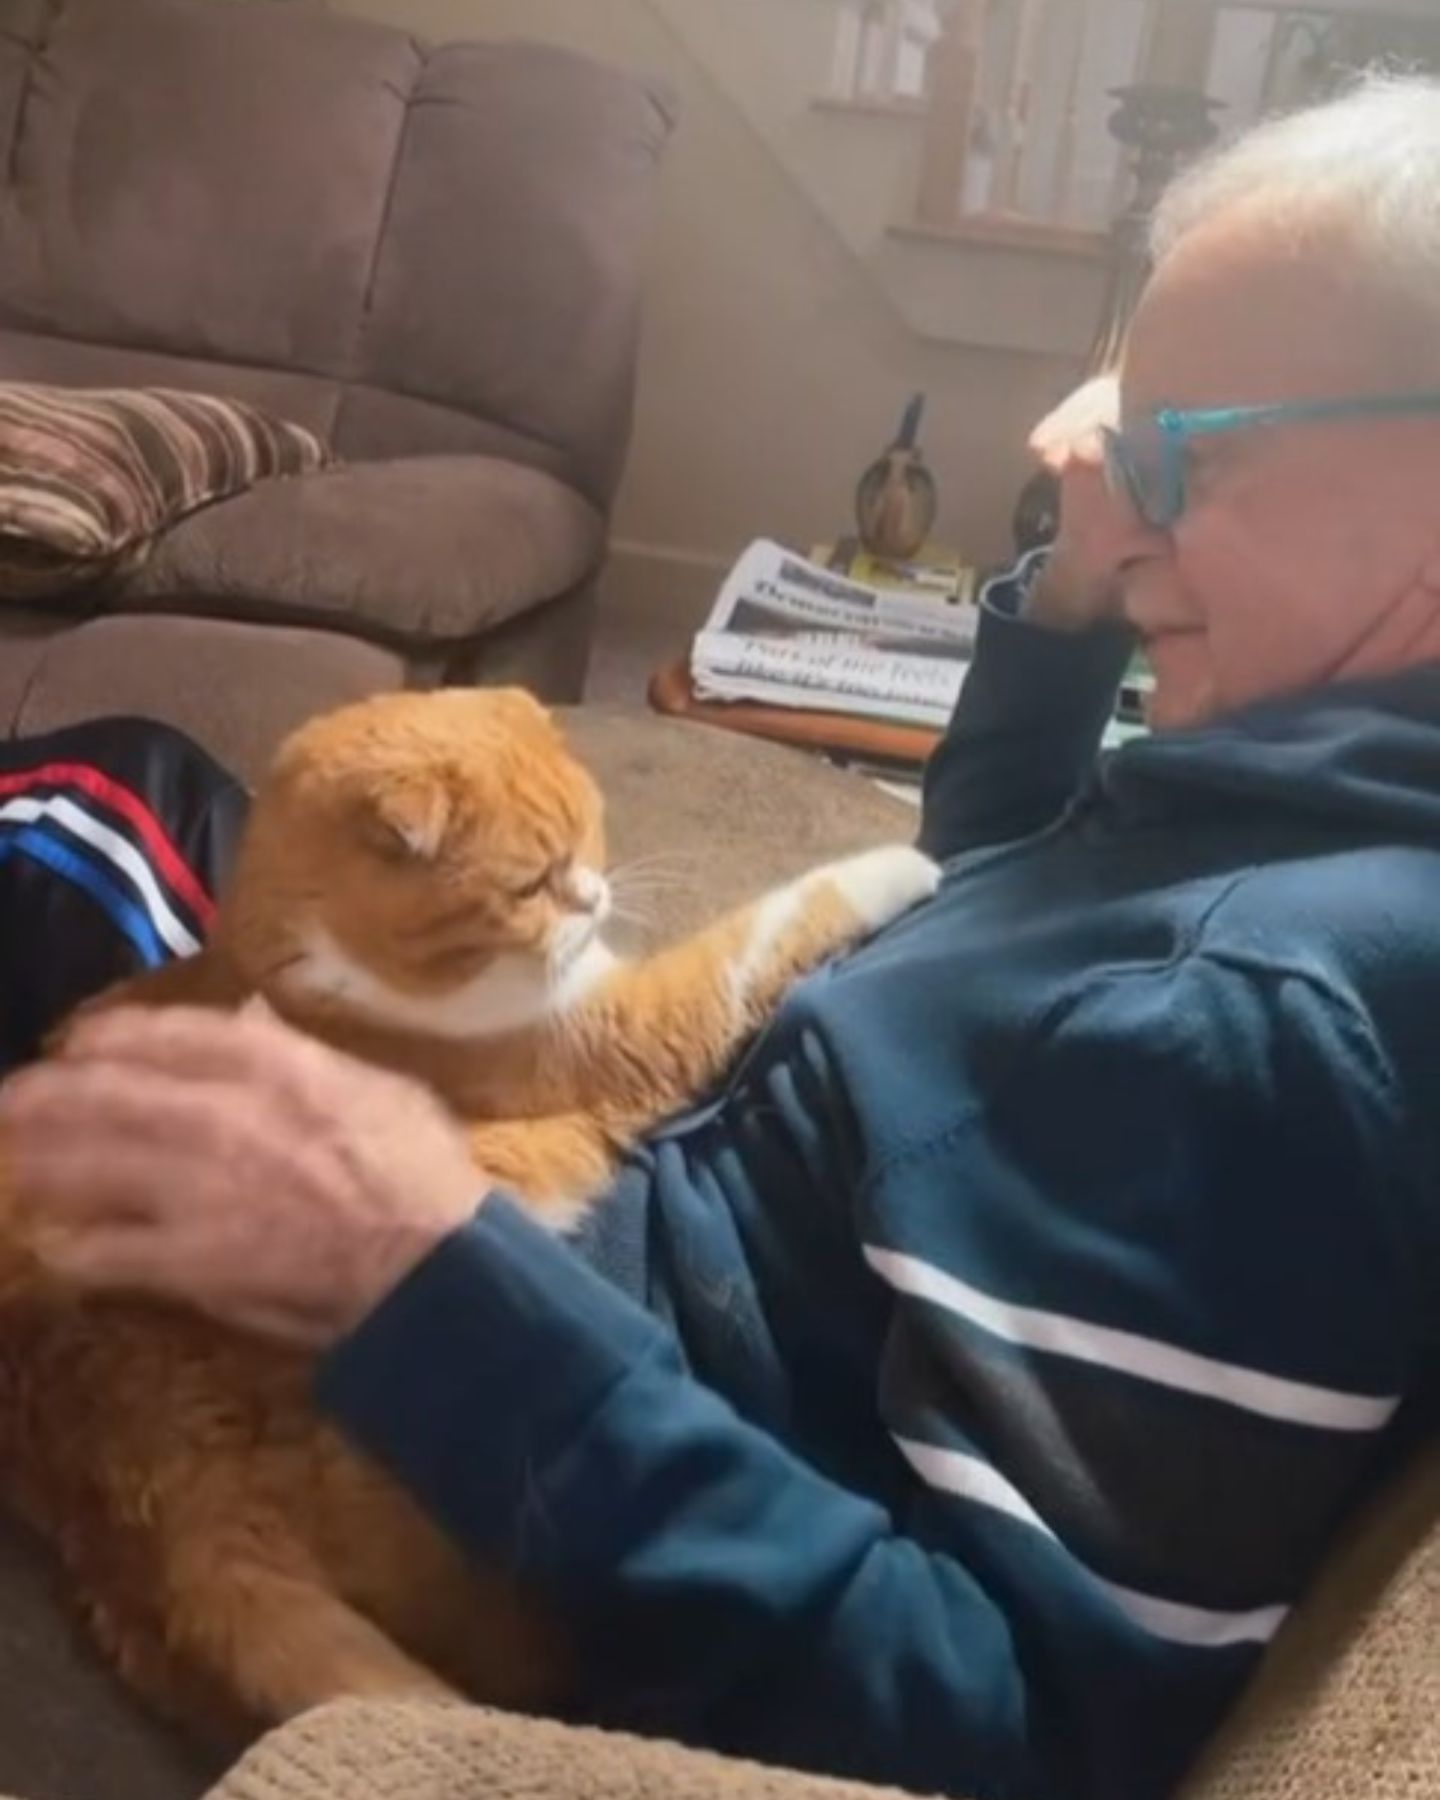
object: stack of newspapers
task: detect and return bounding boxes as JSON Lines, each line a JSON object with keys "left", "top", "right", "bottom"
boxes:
{"left": 689, "top": 540, "right": 976, "bottom": 731}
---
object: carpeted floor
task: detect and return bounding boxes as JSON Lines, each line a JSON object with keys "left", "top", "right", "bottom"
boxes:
{"left": 583, "top": 563, "right": 703, "bottom": 709}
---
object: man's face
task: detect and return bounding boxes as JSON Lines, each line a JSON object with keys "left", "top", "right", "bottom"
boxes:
{"left": 1113, "top": 219, "right": 1440, "bottom": 730}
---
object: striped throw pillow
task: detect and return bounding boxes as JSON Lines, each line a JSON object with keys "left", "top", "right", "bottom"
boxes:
{"left": 0, "top": 383, "right": 331, "bottom": 601}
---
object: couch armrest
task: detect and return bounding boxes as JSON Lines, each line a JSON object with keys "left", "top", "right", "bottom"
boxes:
{"left": 211, "top": 1701, "right": 937, "bottom": 1800}
{"left": 1180, "top": 1446, "right": 1440, "bottom": 1800}
{"left": 121, "top": 458, "right": 606, "bottom": 651}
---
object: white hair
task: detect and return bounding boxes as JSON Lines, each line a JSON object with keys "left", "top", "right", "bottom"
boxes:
{"left": 1150, "top": 75, "right": 1440, "bottom": 352}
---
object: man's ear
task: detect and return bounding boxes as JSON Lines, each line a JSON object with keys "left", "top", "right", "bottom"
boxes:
{"left": 356, "top": 776, "right": 452, "bottom": 863}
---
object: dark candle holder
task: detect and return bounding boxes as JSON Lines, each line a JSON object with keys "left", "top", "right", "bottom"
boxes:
{"left": 1084, "top": 83, "right": 1226, "bottom": 370}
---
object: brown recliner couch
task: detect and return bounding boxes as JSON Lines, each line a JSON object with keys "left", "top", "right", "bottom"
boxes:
{"left": 0, "top": 0, "right": 672, "bottom": 769}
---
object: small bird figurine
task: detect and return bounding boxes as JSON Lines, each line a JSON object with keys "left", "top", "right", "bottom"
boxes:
{"left": 855, "top": 393, "right": 939, "bottom": 562}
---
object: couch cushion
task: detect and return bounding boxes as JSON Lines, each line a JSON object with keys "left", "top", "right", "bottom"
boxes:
{"left": 0, "top": 383, "right": 328, "bottom": 600}
{"left": 0, "top": 608, "right": 68, "bottom": 729}
{"left": 0, "top": 0, "right": 418, "bottom": 376}
{"left": 354, "top": 39, "right": 674, "bottom": 505}
{"left": 0, "top": 1514, "right": 220, "bottom": 1800}
{"left": 0, "top": 0, "right": 670, "bottom": 507}
{"left": 0, "top": 332, "right": 343, "bottom": 443}
{"left": 0, "top": 2, "right": 49, "bottom": 161}
{"left": 118, "top": 458, "right": 607, "bottom": 650}
{"left": 0, "top": 334, "right": 583, "bottom": 510}
{"left": 9, "top": 614, "right": 406, "bottom": 785}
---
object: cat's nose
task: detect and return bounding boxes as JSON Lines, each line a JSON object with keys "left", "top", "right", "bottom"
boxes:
{"left": 570, "top": 866, "right": 611, "bottom": 921}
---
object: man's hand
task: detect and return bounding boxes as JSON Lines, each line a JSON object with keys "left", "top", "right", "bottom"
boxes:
{"left": 1023, "top": 374, "right": 1129, "bottom": 633}
{"left": 0, "top": 1006, "right": 486, "bottom": 1348}
{"left": 1028, "top": 372, "right": 1119, "bottom": 473}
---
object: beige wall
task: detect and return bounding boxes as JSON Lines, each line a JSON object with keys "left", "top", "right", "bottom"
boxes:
{"left": 333, "top": 0, "right": 1075, "bottom": 614}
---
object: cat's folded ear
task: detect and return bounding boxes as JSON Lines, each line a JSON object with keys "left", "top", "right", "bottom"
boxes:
{"left": 484, "top": 688, "right": 553, "bottom": 729}
{"left": 479, "top": 686, "right": 570, "bottom": 748}
{"left": 357, "top": 775, "right": 452, "bottom": 863}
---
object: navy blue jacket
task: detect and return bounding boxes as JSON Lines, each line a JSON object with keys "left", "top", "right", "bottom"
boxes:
{"left": 320, "top": 601, "right": 1440, "bottom": 1800}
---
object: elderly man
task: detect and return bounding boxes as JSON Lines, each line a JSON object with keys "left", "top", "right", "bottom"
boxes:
{"left": 4, "top": 77, "right": 1439, "bottom": 1800}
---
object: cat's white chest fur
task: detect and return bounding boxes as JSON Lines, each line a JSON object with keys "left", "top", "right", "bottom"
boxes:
{"left": 283, "top": 928, "right": 617, "bottom": 1040}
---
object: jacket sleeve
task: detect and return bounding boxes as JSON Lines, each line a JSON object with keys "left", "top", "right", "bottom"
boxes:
{"left": 919, "top": 555, "right": 1132, "bottom": 861}
{"left": 316, "top": 1197, "right": 1038, "bottom": 1800}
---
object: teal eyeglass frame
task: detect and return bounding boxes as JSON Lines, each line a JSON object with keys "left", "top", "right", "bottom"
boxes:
{"left": 1100, "top": 392, "right": 1440, "bottom": 529}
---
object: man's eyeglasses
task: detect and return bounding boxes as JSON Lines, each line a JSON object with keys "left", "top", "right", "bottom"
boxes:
{"left": 1100, "top": 393, "right": 1440, "bottom": 530}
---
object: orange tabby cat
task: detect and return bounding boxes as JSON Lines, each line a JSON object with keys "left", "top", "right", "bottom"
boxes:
{"left": 0, "top": 688, "right": 937, "bottom": 1741}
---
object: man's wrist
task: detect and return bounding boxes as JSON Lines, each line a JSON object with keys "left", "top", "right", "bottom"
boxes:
{"left": 339, "top": 1192, "right": 491, "bottom": 1343}
{"left": 316, "top": 1198, "right": 663, "bottom": 1563}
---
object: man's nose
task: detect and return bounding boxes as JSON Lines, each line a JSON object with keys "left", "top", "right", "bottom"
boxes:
{"left": 1106, "top": 494, "right": 1173, "bottom": 574}
{"left": 1058, "top": 456, "right": 1171, "bottom": 587}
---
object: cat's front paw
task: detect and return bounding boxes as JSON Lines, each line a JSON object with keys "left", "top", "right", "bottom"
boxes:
{"left": 826, "top": 845, "right": 941, "bottom": 932}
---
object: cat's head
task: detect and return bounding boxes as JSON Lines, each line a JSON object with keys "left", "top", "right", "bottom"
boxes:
{"left": 224, "top": 688, "right": 611, "bottom": 1038}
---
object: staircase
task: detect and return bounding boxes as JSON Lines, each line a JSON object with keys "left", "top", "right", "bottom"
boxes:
{"left": 645, "top": 0, "right": 1440, "bottom": 360}
{"left": 642, "top": 0, "right": 1146, "bottom": 358}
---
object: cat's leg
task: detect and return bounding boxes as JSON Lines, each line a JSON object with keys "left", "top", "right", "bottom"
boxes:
{"left": 162, "top": 1549, "right": 460, "bottom": 1724}
{"left": 721, "top": 844, "right": 942, "bottom": 1027}
{"left": 59, "top": 1427, "right": 560, "bottom": 1736}
{"left": 56, "top": 1520, "right": 450, "bottom": 1736}
{"left": 72, "top": 1568, "right": 210, "bottom": 1731}
{"left": 563, "top": 843, "right": 939, "bottom": 1121}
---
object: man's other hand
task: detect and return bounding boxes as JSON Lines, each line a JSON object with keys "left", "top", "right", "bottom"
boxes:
{"left": 1025, "top": 374, "right": 1131, "bottom": 633}
{"left": 0, "top": 1005, "right": 485, "bottom": 1348}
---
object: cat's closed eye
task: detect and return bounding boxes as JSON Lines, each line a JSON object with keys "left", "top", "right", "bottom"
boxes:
{"left": 510, "top": 866, "right": 557, "bottom": 901}
{"left": 368, "top": 822, "right": 424, "bottom": 864}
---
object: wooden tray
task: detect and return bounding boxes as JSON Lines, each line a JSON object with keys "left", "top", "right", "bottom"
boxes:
{"left": 647, "top": 659, "right": 942, "bottom": 767}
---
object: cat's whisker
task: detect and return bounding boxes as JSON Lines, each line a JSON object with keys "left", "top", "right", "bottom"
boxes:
{"left": 609, "top": 851, "right": 697, "bottom": 873}
{"left": 612, "top": 872, "right": 693, "bottom": 887}
{"left": 609, "top": 871, "right": 690, "bottom": 901}
{"left": 610, "top": 873, "right": 690, "bottom": 893}
{"left": 607, "top": 854, "right": 699, "bottom": 894}
{"left": 608, "top": 903, "right": 657, "bottom": 931}
{"left": 610, "top": 888, "right": 682, "bottom": 913}
{"left": 611, "top": 864, "right": 690, "bottom": 884}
